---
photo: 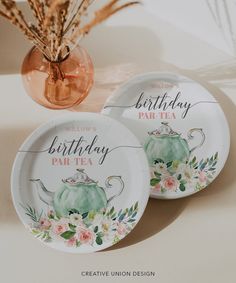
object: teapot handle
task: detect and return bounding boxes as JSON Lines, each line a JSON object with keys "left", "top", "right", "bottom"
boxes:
{"left": 105, "top": 176, "right": 124, "bottom": 205}
{"left": 188, "top": 128, "right": 205, "bottom": 155}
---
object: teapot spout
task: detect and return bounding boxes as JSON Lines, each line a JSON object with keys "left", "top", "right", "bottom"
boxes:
{"left": 30, "top": 179, "right": 54, "bottom": 206}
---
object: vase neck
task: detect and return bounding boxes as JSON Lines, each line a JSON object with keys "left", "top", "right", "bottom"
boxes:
{"left": 44, "top": 46, "right": 70, "bottom": 64}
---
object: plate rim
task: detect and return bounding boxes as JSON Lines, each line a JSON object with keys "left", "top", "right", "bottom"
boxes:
{"left": 101, "top": 71, "right": 231, "bottom": 199}
{"left": 11, "top": 112, "right": 151, "bottom": 253}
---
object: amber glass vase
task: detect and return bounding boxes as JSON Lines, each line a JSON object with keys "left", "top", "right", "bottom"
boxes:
{"left": 21, "top": 45, "right": 94, "bottom": 109}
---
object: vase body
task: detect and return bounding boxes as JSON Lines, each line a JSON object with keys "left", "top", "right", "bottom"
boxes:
{"left": 21, "top": 46, "right": 94, "bottom": 109}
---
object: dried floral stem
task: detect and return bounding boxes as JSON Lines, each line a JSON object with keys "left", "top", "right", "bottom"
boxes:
{"left": 43, "top": 0, "right": 66, "bottom": 30}
{"left": 1, "top": 0, "right": 49, "bottom": 55}
{"left": 0, "top": 0, "right": 140, "bottom": 62}
{"left": 0, "top": 9, "right": 10, "bottom": 19}
{"left": 27, "top": 0, "right": 44, "bottom": 29}
{"left": 63, "top": 0, "right": 92, "bottom": 35}
{"left": 74, "top": 1, "right": 140, "bottom": 38}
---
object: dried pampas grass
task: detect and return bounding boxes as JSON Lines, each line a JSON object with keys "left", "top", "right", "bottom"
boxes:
{"left": 0, "top": 0, "right": 140, "bottom": 62}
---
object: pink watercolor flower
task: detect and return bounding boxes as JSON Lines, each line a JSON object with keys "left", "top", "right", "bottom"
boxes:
{"left": 39, "top": 218, "right": 51, "bottom": 230}
{"left": 152, "top": 183, "right": 161, "bottom": 192}
{"left": 116, "top": 222, "right": 127, "bottom": 236}
{"left": 52, "top": 222, "right": 68, "bottom": 235}
{"left": 198, "top": 171, "right": 207, "bottom": 183}
{"left": 79, "top": 229, "right": 94, "bottom": 245}
{"left": 67, "top": 236, "right": 77, "bottom": 247}
{"left": 163, "top": 176, "right": 179, "bottom": 191}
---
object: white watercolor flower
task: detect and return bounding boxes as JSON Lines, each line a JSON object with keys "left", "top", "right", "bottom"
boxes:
{"left": 154, "top": 163, "right": 168, "bottom": 175}
{"left": 69, "top": 213, "right": 83, "bottom": 226}
{"left": 97, "top": 216, "right": 113, "bottom": 241}
{"left": 92, "top": 213, "right": 104, "bottom": 226}
{"left": 177, "top": 163, "right": 195, "bottom": 182}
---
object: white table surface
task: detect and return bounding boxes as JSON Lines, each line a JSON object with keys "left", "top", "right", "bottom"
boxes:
{"left": 0, "top": 2, "right": 236, "bottom": 283}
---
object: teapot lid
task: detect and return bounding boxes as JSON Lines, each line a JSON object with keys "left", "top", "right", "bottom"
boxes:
{"left": 63, "top": 169, "right": 96, "bottom": 185}
{"left": 149, "top": 122, "right": 179, "bottom": 136}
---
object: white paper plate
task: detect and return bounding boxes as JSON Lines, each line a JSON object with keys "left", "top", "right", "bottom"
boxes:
{"left": 11, "top": 113, "right": 150, "bottom": 253}
{"left": 102, "top": 72, "right": 230, "bottom": 199}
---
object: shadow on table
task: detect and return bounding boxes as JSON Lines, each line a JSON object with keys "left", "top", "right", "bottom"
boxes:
{"left": 0, "top": 128, "right": 34, "bottom": 223}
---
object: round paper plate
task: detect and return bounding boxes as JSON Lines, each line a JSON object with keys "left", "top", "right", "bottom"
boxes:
{"left": 102, "top": 72, "right": 230, "bottom": 199}
{"left": 11, "top": 113, "right": 150, "bottom": 253}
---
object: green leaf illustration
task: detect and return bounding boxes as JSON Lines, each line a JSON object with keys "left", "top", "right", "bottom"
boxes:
{"left": 199, "top": 159, "right": 204, "bottom": 166}
{"left": 166, "top": 161, "right": 173, "bottom": 168}
{"left": 132, "top": 211, "right": 137, "bottom": 218}
{"left": 68, "top": 223, "right": 76, "bottom": 231}
{"left": 193, "top": 162, "right": 198, "bottom": 168}
{"left": 111, "top": 213, "right": 116, "bottom": 219}
{"left": 94, "top": 226, "right": 98, "bottom": 233}
{"left": 150, "top": 178, "right": 160, "bottom": 186}
{"left": 212, "top": 161, "right": 217, "bottom": 167}
{"left": 97, "top": 232, "right": 103, "bottom": 238}
{"left": 179, "top": 183, "right": 186, "bottom": 191}
{"left": 48, "top": 214, "right": 55, "bottom": 220}
{"left": 200, "top": 162, "right": 207, "bottom": 170}
{"left": 161, "top": 187, "right": 166, "bottom": 193}
{"left": 154, "top": 158, "right": 164, "bottom": 164}
{"left": 113, "top": 235, "right": 120, "bottom": 245}
{"left": 134, "top": 202, "right": 138, "bottom": 210}
{"left": 109, "top": 206, "right": 115, "bottom": 215}
{"left": 41, "top": 231, "right": 51, "bottom": 241}
{"left": 154, "top": 171, "right": 162, "bottom": 178}
{"left": 21, "top": 204, "right": 42, "bottom": 223}
{"left": 128, "top": 207, "right": 133, "bottom": 216}
{"left": 33, "top": 230, "right": 51, "bottom": 242}
{"left": 82, "top": 212, "right": 89, "bottom": 219}
{"left": 60, "top": 231, "right": 76, "bottom": 240}
{"left": 209, "top": 156, "right": 214, "bottom": 165}
{"left": 69, "top": 209, "right": 80, "bottom": 215}
{"left": 118, "top": 213, "right": 126, "bottom": 222}
{"left": 96, "top": 236, "right": 103, "bottom": 245}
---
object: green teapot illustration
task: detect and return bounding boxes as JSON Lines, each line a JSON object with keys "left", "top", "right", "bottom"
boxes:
{"left": 30, "top": 169, "right": 124, "bottom": 217}
{"left": 144, "top": 122, "right": 205, "bottom": 165}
